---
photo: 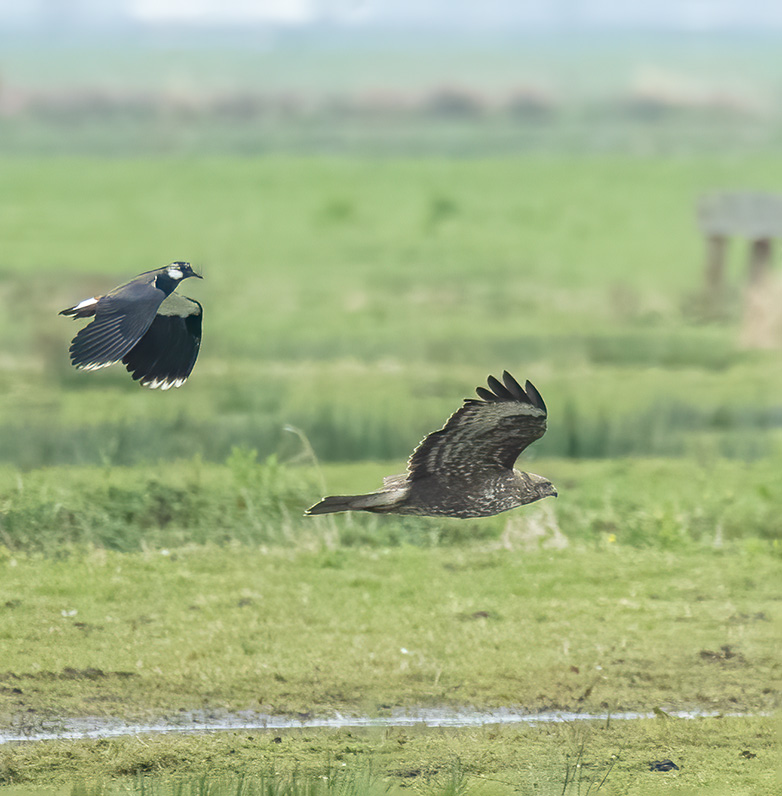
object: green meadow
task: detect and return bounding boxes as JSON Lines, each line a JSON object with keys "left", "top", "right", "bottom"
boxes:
{"left": 0, "top": 716, "right": 776, "bottom": 795}
{"left": 0, "top": 547, "right": 778, "bottom": 793}
{"left": 3, "top": 155, "right": 782, "bottom": 469}
{"left": 0, "top": 154, "right": 780, "bottom": 792}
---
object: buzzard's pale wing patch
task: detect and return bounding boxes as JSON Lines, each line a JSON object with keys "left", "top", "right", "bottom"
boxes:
{"left": 407, "top": 371, "right": 547, "bottom": 480}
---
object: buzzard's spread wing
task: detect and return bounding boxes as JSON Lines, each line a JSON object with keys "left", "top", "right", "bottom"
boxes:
{"left": 407, "top": 371, "right": 547, "bottom": 481}
{"left": 122, "top": 294, "right": 203, "bottom": 389}
{"left": 67, "top": 283, "right": 164, "bottom": 370}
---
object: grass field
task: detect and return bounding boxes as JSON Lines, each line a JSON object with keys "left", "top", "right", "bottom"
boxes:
{"left": 1, "top": 716, "right": 776, "bottom": 794}
{"left": 0, "top": 547, "right": 778, "bottom": 792}
{"left": 1, "top": 546, "right": 778, "bottom": 720}
{"left": 0, "top": 153, "right": 780, "bottom": 792}
{"left": 3, "top": 155, "right": 782, "bottom": 469}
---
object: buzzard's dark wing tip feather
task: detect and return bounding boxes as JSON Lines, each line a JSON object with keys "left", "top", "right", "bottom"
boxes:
{"left": 501, "top": 371, "right": 527, "bottom": 401}
{"left": 474, "top": 371, "right": 547, "bottom": 414}
{"left": 475, "top": 386, "right": 498, "bottom": 402}
{"left": 486, "top": 375, "right": 514, "bottom": 401}
{"left": 524, "top": 380, "right": 547, "bottom": 414}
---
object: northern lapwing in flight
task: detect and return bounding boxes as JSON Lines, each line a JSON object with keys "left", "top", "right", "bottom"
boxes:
{"left": 60, "top": 262, "right": 203, "bottom": 390}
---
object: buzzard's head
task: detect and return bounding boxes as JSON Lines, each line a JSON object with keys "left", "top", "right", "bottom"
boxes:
{"left": 523, "top": 471, "right": 558, "bottom": 502}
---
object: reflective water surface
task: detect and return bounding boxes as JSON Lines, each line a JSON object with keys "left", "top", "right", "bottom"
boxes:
{"left": 0, "top": 706, "right": 745, "bottom": 745}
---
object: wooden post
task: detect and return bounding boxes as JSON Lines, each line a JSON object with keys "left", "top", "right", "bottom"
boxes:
{"left": 742, "top": 238, "right": 777, "bottom": 348}
{"left": 747, "top": 238, "right": 773, "bottom": 287}
{"left": 697, "top": 192, "right": 782, "bottom": 343}
{"left": 703, "top": 234, "right": 728, "bottom": 309}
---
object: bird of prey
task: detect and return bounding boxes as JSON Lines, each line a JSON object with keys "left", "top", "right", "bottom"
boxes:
{"left": 306, "top": 371, "right": 556, "bottom": 518}
{"left": 60, "top": 262, "right": 203, "bottom": 390}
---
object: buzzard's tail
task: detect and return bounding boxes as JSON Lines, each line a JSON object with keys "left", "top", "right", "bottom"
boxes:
{"left": 305, "top": 487, "right": 406, "bottom": 516}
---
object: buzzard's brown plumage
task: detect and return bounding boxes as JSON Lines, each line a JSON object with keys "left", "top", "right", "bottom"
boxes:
{"left": 306, "top": 371, "right": 556, "bottom": 518}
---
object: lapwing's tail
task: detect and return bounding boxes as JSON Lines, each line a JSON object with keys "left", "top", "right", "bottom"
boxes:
{"left": 60, "top": 297, "right": 100, "bottom": 318}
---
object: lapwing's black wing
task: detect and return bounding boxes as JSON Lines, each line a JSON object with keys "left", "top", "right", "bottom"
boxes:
{"left": 122, "top": 294, "right": 203, "bottom": 389}
{"left": 66, "top": 278, "right": 165, "bottom": 371}
{"left": 406, "top": 372, "right": 548, "bottom": 480}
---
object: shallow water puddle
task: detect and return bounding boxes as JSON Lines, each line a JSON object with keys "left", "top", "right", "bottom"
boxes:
{"left": 0, "top": 707, "right": 741, "bottom": 744}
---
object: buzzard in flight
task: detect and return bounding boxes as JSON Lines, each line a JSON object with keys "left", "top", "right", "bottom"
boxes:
{"left": 306, "top": 371, "right": 556, "bottom": 518}
{"left": 60, "top": 262, "right": 203, "bottom": 390}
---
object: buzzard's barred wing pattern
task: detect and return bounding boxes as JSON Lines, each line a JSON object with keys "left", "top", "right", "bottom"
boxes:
{"left": 122, "top": 295, "right": 202, "bottom": 389}
{"left": 407, "top": 371, "right": 547, "bottom": 479}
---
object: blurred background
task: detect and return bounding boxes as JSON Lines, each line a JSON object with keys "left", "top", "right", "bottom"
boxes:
{"left": 2, "top": 0, "right": 782, "bottom": 156}
{"left": 1, "top": 0, "right": 782, "bottom": 548}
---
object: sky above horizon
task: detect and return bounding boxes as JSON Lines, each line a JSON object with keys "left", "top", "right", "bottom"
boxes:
{"left": 2, "top": 0, "right": 782, "bottom": 31}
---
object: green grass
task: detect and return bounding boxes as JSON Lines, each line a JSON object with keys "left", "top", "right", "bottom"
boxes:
{"left": 1, "top": 152, "right": 781, "bottom": 792}
{"left": 1, "top": 716, "right": 777, "bottom": 794}
{"left": 2, "top": 455, "right": 782, "bottom": 551}
{"left": 0, "top": 543, "right": 778, "bottom": 793}
{"left": 2, "top": 155, "right": 782, "bottom": 468}
{"left": 0, "top": 545, "right": 777, "bottom": 726}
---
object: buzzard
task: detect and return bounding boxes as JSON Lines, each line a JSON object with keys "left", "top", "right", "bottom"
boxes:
{"left": 306, "top": 371, "right": 556, "bottom": 518}
{"left": 60, "top": 262, "right": 203, "bottom": 390}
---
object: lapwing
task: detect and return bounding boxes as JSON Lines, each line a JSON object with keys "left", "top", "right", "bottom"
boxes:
{"left": 60, "top": 262, "right": 203, "bottom": 390}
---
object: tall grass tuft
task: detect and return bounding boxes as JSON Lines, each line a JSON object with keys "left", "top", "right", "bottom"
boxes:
{"left": 0, "top": 449, "right": 317, "bottom": 552}
{"left": 78, "top": 768, "right": 394, "bottom": 795}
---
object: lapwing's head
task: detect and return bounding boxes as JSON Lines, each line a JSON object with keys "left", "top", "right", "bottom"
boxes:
{"left": 165, "top": 262, "right": 203, "bottom": 282}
